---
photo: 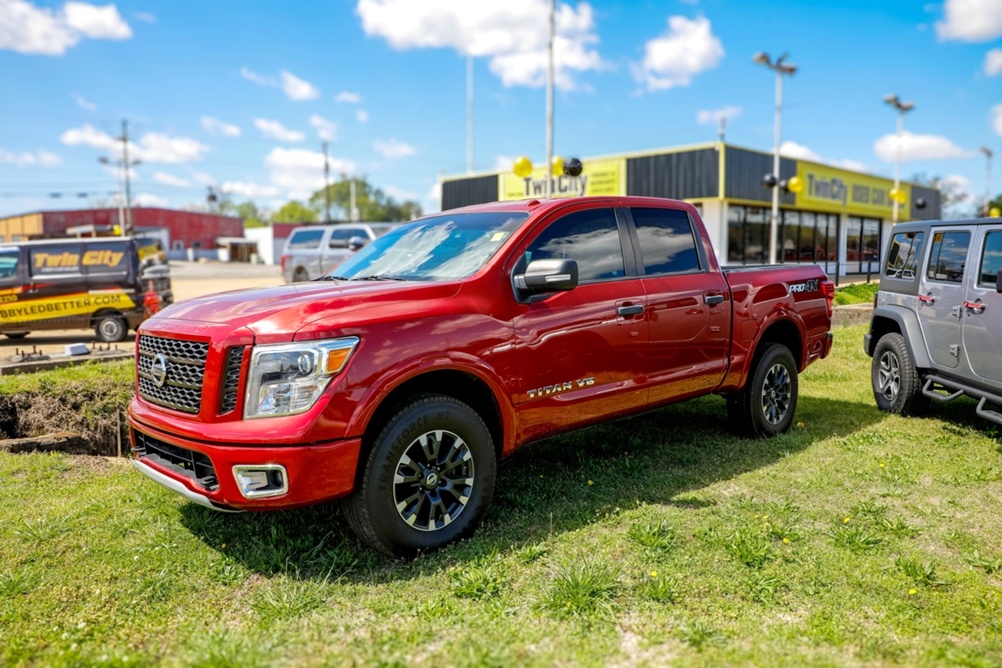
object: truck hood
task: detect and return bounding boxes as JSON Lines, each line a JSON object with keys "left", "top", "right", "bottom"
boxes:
{"left": 149, "top": 280, "right": 461, "bottom": 337}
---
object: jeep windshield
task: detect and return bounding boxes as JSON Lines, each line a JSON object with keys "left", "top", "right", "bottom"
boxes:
{"left": 327, "top": 211, "right": 529, "bottom": 282}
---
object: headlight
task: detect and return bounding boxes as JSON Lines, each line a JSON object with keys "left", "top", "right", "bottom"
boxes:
{"left": 244, "top": 337, "right": 359, "bottom": 419}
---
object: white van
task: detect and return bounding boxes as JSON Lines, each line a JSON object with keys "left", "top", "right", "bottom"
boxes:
{"left": 280, "top": 223, "right": 398, "bottom": 282}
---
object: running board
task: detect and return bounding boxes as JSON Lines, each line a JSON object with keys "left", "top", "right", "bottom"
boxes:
{"left": 922, "top": 374, "right": 1002, "bottom": 426}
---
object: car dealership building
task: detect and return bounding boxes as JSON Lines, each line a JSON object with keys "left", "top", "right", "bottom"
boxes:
{"left": 441, "top": 142, "right": 941, "bottom": 280}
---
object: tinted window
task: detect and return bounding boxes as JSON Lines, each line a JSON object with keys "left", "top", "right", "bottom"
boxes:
{"left": 30, "top": 244, "right": 83, "bottom": 277}
{"left": 631, "top": 207, "right": 701, "bottom": 275}
{"left": 0, "top": 250, "right": 18, "bottom": 280}
{"left": 329, "top": 228, "right": 366, "bottom": 247}
{"left": 884, "top": 231, "right": 924, "bottom": 279}
{"left": 926, "top": 231, "right": 970, "bottom": 283}
{"left": 979, "top": 231, "right": 1002, "bottom": 287}
{"left": 286, "top": 229, "right": 324, "bottom": 250}
{"left": 526, "top": 208, "right": 624, "bottom": 282}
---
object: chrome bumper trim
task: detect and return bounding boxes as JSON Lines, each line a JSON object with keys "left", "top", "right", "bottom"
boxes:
{"left": 132, "top": 458, "right": 242, "bottom": 513}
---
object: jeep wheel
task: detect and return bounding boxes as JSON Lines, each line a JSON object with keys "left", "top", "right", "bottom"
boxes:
{"left": 94, "top": 314, "right": 128, "bottom": 342}
{"left": 729, "top": 343, "right": 799, "bottom": 438}
{"left": 872, "top": 333, "right": 927, "bottom": 415}
{"left": 292, "top": 268, "right": 309, "bottom": 282}
{"left": 345, "top": 395, "right": 496, "bottom": 559}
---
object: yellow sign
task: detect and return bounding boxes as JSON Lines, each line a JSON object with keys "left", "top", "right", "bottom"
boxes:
{"left": 795, "top": 162, "right": 909, "bottom": 219}
{"left": 32, "top": 250, "right": 125, "bottom": 272}
{"left": 0, "top": 291, "right": 135, "bottom": 324}
{"left": 500, "top": 157, "right": 626, "bottom": 201}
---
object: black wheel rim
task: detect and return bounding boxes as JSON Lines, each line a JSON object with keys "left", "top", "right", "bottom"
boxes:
{"left": 393, "top": 429, "right": 474, "bottom": 532}
{"left": 761, "top": 363, "right": 792, "bottom": 426}
{"left": 877, "top": 351, "right": 900, "bottom": 401}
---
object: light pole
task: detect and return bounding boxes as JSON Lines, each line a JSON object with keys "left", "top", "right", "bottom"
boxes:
{"left": 754, "top": 51, "right": 797, "bottom": 265}
{"left": 544, "top": 0, "right": 555, "bottom": 197}
{"left": 884, "top": 94, "right": 915, "bottom": 223}
{"left": 981, "top": 146, "right": 993, "bottom": 217}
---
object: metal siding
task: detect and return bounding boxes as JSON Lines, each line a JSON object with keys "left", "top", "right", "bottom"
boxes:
{"left": 724, "top": 147, "right": 796, "bottom": 205}
{"left": 442, "top": 175, "right": 499, "bottom": 210}
{"left": 909, "top": 185, "right": 941, "bottom": 221}
{"left": 626, "top": 149, "right": 718, "bottom": 199}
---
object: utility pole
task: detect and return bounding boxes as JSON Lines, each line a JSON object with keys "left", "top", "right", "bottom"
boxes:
{"left": 323, "top": 141, "right": 332, "bottom": 223}
{"left": 544, "top": 0, "right": 555, "bottom": 198}
{"left": 121, "top": 119, "right": 134, "bottom": 235}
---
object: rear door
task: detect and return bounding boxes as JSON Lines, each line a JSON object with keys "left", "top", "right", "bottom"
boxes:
{"left": 510, "top": 205, "right": 649, "bottom": 442}
{"left": 916, "top": 227, "right": 973, "bottom": 370}
{"left": 626, "top": 206, "right": 731, "bottom": 403}
{"left": 962, "top": 225, "right": 1002, "bottom": 384}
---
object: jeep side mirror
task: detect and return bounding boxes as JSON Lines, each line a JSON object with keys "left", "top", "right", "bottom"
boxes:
{"left": 514, "top": 258, "right": 578, "bottom": 297}
{"left": 348, "top": 236, "right": 366, "bottom": 251}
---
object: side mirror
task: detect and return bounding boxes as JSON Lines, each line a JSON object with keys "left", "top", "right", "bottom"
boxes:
{"left": 347, "top": 236, "right": 366, "bottom": 251}
{"left": 996, "top": 278, "right": 1001, "bottom": 294}
{"left": 514, "top": 258, "right": 578, "bottom": 297}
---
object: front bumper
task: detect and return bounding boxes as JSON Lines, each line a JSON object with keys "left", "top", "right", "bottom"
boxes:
{"left": 128, "top": 415, "right": 362, "bottom": 511}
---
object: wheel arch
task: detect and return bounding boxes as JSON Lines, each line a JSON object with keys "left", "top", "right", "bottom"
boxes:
{"left": 865, "top": 306, "right": 931, "bottom": 368}
{"left": 753, "top": 317, "right": 804, "bottom": 371}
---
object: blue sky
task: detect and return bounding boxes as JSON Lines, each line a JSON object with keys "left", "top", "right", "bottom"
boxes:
{"left": 1, "top": 0, "right": 1000, "bottom": 219}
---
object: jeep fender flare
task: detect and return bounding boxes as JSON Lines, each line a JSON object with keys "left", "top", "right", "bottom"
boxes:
{"left": 865, "top": 305, "right": 932, "bottom": 369}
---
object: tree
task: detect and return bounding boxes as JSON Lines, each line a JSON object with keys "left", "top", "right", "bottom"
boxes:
{"left": 235, "top": 201, "right": 266, "bottom": 228}
{"left": 309, "top": 176, "right": 422, "bottom": 222}
{"left": 272, "top": 200, "right": 319, "bottom": 223}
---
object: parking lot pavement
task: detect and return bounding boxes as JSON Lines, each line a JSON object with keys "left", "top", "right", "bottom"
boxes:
{"left": 1, "top": 261, "right": 286, "bottom": 357}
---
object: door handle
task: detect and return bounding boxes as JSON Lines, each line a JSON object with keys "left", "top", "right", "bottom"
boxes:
{"left": 917, "top": 293, "right": 935, "bottom": 304}
{"left": 617, "top": 304, "right": 644, "bottom": 317}
{"left": 704, "top": 294, "right": 725, "bottom": 305}
{"left": 963, "top": 300, "right": 986, "bottom": 314}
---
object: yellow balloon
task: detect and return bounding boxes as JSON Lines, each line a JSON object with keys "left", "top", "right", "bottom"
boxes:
{"left": 551, "top": 155, "right": 564, "bottom": 177}
{"left": 990, "top": 207, "right": 1001, "bottom": 218}
{"left": 786, "top": 176, "right": 804, "bottom": 194}
{"left": 513, "top": 156, "right": 533, "bottom": 178}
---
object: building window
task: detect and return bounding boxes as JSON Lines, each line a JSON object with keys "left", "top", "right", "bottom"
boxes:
{"left": 727, "top": 205, "right": 838, "bottom": 275}
{"left": 172, "top": 241, "right": 184, "bottom": 251}
{"left": 847, "top": 216, "right": 882, "bottom": 275}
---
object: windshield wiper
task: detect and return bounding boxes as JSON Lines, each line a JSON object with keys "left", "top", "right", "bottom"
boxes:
{"left": 321, "top": 275, "right": 351, "bottom": 281}
{"left": 353, "top": 275, "right": 409, "bottom": 281}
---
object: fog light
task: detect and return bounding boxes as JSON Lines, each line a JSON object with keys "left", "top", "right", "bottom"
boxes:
{"left": 233, "top": 464, "right": 289, "bottom": 499}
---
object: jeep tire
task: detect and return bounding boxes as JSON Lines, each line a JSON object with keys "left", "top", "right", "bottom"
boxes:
{"left": 872, "top": 332, "right": 927, "bottom": 415}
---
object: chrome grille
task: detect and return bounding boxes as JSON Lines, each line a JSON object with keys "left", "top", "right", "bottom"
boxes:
{"left": 137, "top": 335, "right": 209, "bottom": 414}
{"left": 219, "top": 346, "right": 245, "bottom": 415}
{"left": 132, "top": 428, "right": 218, "bottom": 490}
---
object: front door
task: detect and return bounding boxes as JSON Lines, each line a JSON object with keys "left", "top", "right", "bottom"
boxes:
{"left": 963, "top": 226, "right": 1002, "bottom": 384}
{"left": 510, "top": 206, "right": 648, "bottom": 443}
{"left": 917, "top": 228, "right": 972, "bottom": 370}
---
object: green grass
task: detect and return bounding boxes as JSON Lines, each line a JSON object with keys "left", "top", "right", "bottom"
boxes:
{"left": 833, "top": 281, "right": 879, "bottom": 305}
{"left": 2, "top": 324, "right": 1002, "bottom": 666}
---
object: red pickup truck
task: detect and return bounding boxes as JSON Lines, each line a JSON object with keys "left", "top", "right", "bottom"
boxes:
{"left": 129, "top": 197, "right": 834, "bottom": 557}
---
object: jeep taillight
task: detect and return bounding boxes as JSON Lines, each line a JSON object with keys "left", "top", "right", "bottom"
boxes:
{"left": 822, "top": 280, "right": 835, "bottom": 318}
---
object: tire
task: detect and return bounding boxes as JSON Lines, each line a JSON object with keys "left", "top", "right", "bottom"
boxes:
{"left": 345, "top": 395, "right": 497, "bottom": 559}
{"left": 3, "top": 332, "right": 28, "bottom": 340}
{"left": 292, "top": 267, "right": 309, "bottom": 282}
{"left": 730, "top": 343, "right": 799, "bottom": 438}
{"left": 871, "top": 332, "right": 927, "bottom": 415}
{"left": 94, "top": 314, "right": 128, "bottom": 342}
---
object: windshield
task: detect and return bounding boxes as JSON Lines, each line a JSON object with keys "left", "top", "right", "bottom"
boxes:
{"left": 330, "top": 211, "right": 528, "bottom": 281}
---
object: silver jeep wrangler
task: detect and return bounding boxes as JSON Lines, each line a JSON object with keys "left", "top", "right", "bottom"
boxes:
{"left": 865, "top": 218, "right": 1002, "bottom": 426}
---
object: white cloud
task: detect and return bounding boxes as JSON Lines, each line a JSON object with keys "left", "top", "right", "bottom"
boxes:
{"left": 494, "top": 155, "right": 515, "bottom": 171}
{"left": 265, "top": 147, "right": 356, "bottom": 192}
{"left": 635, "top": 16, "right": 723, "bottom": 92}
{"left": 201, "top": 115, "right": 241, "bottom": 138}
{"left": 779, "top": 140, "right": 822, "bottom": 162}
{"left": 986, "top": 48, "right": 1002, "bottom": 76}
{"left": 992, "top": 104, "right": 1002, "bottom": 137}
{"left": 374, "top": 139, "right": 416, "bottom": 159}
{"left": 220, "top": 181, "right": 281, "bottom": 199}
{"left": 356, "top": 109, "right": 369, "bottom": 123}
{"left": 153, "top": 172, "right": 191, "bottom": 187}
{"left": 936, "top": 0, "right": 1002, "bottom": 41}
{"left": 71, "top": 91, "right": 96, "bottom": 110}
{"left": 254, "top": 118, "right": 305, "bottom": 142}
{"left": 335, "top": 91, "right": 362, "bottom": 103}
{"left": 832, "top": 158, "right": 870, "bottom": 173}
{"left": 356, "top": 0, "right": 603, "bottom": 90}
{"left": 193, "top": 172, "right": 216, "bottom": 186}
{"left": 133, "top": 11, "right": 155, "bottom": 23}
{"left": 426, "top": 181, "right": 441, "bottom": 207}
{"left": 696, "top": 105, "right": 740, "bottom": 126}
{"left": 0, "top": 0, "right": 132, "bottom": 55}
{"left": 280, "top": 70, "right": 319, "bottom": 101}
{"left": 0, "top": 148, "right": 63, "bottom": 167}
{"left": 309, "top": 114, "right": 337, "bottom": 141}
{"left": 240, "top": 66, "right": 276, "bottom": 87}
{"left": 60, "top": 123, "right": 209, "bottom": 163}
{"left": 943, "top": 173, "right": 974, "bottom": 201}
{"left": 134, "top": 193, "right": 167, "bottom": 207}
{"left": 874, "top": 130, "right": 972, "bottom": 162}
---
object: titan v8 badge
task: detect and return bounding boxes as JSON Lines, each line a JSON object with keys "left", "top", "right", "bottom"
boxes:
{"left": 527, "top": 377, "right": 595, "bottom": 400}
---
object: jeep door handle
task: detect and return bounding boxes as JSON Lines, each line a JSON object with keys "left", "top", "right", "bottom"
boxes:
{"left": 704, "top": 294, "right": 725, "bottom": 305}
{"left": 963, "top": 300, "right": 986, "bottom": 314}
{"left": 617, "top": 304, "right": 644, "bottom": 317}
{"left": 917, "top": 293, "right": 935, "bottom": 304}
